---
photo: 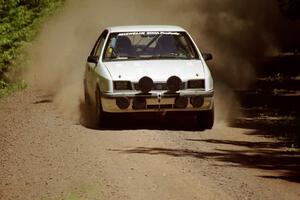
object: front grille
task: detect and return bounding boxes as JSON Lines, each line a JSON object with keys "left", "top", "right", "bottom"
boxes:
{"left": 146, "top": 104, "right": 173, "bottom": 109}
{"left": 134, "top": 82, "right": 185, "bottom": 91}
{"left": 146, "top": 105, "right": 160, "bottom": 109}
{"left": 160, "top": 104, "right": 173, "bottom": 109}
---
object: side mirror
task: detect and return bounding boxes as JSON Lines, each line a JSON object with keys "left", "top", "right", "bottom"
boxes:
{"left": 202, "top": 53, "right": 213, "bottom": 61}
{"left": 87, "top": 55, "right": 99, "bottom": 64}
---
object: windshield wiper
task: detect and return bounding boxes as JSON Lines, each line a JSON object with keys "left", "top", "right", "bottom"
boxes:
{"left": 145, "top": 54, "right": 189, "bottom": 60}
{"left": 111, "top": 55, "right": 141, "bottom": 60}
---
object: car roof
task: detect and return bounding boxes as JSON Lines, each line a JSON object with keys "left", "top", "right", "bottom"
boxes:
{"left": 107, "top": 25, "right": 186, "bottom": 33}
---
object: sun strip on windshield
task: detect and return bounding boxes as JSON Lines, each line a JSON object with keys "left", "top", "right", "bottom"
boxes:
{"left": 118, "top": 32, "right": 180, "bottom": 36}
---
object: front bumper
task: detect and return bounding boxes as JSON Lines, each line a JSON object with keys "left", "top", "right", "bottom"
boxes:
{"left": 100, "top": 90, "right": 214, "bottom": 113}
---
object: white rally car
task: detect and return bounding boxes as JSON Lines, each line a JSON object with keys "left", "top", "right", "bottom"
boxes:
{"left": 84, "top": 25, "right": 214, "bottom": 129}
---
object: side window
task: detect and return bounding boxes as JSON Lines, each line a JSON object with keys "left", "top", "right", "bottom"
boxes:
{"left": 90, "top": 30, "right": 108, "bottom": 57}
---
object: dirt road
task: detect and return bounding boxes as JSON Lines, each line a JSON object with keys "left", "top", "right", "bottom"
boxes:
{"left": 1, "top": 89, "right": 300, "bottom": 200}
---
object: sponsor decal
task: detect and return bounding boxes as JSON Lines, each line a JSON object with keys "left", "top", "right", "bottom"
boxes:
{"left": 118, "top": 32, "right": 180, "bottom": 36}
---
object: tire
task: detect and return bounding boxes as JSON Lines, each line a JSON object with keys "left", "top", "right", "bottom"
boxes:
{"left": 95, "top": 87, "right": 107, "bottom": 127}
{"left": 84, "top": 79, "right": 91, "bottom": 105}
{"left": 197, "top": 107, "right": 214, "bottom": 130}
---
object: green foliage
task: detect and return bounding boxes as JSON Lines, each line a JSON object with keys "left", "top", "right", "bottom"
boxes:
{"left": 0, "top": 79, "right": 27, "bottom": 98}
{"left": 0, "top": 0, "right": 64, "bottom": 95}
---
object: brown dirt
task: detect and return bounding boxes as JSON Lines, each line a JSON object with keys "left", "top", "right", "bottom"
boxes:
{"left": 1, "top": 89, "right": 300, "bottom": 200}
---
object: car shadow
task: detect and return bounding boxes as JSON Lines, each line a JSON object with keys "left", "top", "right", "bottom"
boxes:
{"left": 112, "top": 136, "right": 300, "bottom": 183}
{"left": 83, "top": 112, "right": 205, "bottom": 131}
{"left": 79, "top": 101, "right": 206, "bottom": 131}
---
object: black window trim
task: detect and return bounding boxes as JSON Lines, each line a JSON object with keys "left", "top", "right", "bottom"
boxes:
{"left": 90, "top": 30, "right": 109, "bottom": 57}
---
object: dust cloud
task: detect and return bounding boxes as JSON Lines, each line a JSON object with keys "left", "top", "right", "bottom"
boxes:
{"left": 24, "top": 0, "right": 286, "bottom": 123}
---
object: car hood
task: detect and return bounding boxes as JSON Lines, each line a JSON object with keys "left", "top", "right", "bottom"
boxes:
{"left": 103, "top": 60, "right": 205, "bottom": 82}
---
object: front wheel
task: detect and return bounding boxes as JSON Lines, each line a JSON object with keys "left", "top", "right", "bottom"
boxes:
{"left": 197, "top": 107, "right": 214, "bottom": 130}
{"left": 84, "top": 79, "right": 91, "bottom": 105}
{"left": 95, "top": 87, "right": 107, "bottom": 127}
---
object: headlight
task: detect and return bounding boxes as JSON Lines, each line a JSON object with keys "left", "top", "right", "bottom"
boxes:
{"left": 113, "top": 81, "right": 132, "bottom": 90}
{"left": 188, "top": 79, "right": 205, "bottom": 89}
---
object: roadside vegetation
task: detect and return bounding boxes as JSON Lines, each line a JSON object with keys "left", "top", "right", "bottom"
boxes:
{"left": 0, "top": 0, "right": 64, "bottom": 97}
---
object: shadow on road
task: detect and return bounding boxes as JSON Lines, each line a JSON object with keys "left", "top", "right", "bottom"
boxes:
{"left": 186, "top": 138, "right": 290, "bottom": 148}
{"left": 230, "top": 117, "right": 300, "bottom": 147}
{"left": 80, "top": 101, "right": 205, "bottom": 131}
{"left": 113, "top": 138, "right": 300, "bottom": 183}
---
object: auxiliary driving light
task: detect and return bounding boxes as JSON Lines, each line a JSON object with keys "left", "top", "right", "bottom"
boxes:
{"left": 138, "top": 76, "right": 154, "bottom": 93}
{"left": 174, "top": 96, "right": 188, "bottom": 109}
{"left": 167, "top": 76, "right": 182, "bottom": 93}
{"left": 190, "top": 96, "right": 204, "bottom": 108}
{"left": 116, "top": 97, "right": 130, "bottom": 110}
{"left": 133, "top": 97, "right": 146, "bottom": 109}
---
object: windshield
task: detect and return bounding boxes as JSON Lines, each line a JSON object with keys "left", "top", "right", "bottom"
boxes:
{"left": 103, "top": 31, "right": 199, "bottom": 61}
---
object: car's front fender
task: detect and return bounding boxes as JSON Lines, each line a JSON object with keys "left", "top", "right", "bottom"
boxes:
{"left": 94, "top": 63, "right": 113, "bottom": 93}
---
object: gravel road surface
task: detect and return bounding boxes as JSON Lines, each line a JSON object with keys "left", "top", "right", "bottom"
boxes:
{"left": 1, "top": 89, "right": 300, "bottom": 200}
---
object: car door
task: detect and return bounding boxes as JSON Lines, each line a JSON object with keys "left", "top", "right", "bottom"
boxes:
{"left": 86, "top": 30, "right": 108, "bottom": 98}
